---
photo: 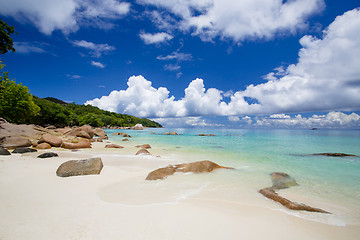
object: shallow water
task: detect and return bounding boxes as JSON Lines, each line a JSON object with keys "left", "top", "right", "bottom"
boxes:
{"left": 105, "top": 128, "right": 360, "bottom": 225}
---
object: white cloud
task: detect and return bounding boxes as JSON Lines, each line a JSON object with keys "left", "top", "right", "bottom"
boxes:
{"left": 164, "top": 63, "right": 181, "bottom": 71}
{"left": 157, "top": 51, "right": 192, "bottom": 61}
{"left": 253, "top": 112, "right": 360, "bottom": 129}
{"left": 139, "top": 32, "right": 173, "bottom": 44}
{"left": 13, "top": 42, "right": 47, "bottom": 54}
{"left": 72, "top": 40, "right": 115, "bottom": 57}
{"left": 66, "top": 74, "right": 82, "bottom": 79}
{"left": 86, "top": 9, "right": 360, "bottom": 125}
{"left": 139, "top": 0, "right": 325, "bottom": 42}
{"left": 0, "top": 0, "right": 130, "bottom": 35}
{"left": 152, "top": 116, "right": 223, "bottom": 128}
{"left": 91, "top": 61, "right": 105, "bottom": 68}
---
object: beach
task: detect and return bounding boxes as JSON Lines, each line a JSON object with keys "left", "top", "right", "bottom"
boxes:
{"left": 1, "top": 129, "right": 360, "bottom": 240}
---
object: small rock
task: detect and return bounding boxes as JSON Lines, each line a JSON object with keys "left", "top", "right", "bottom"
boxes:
{"left": 170, "top": 131, "right": 178, "bottom": 135}
{"left": 37, "top": 152, "right": 59, "bottom": 158}
{"left": 135, "top": 144, "right": 151, "bottom": 149}
{"left": 105, "top": 144, "right": 124, "bottom": 148}
{"left": 136, "top": 149, "right": 151, "bottom": 155}
{"left": 36, "top": 142, "right": 52, "bottom": 149}
{"left": 0, "top": 147, "right": 11, "bottom": 155}
{"left": 12, "top": 147, "right": 37, "bottom": 154}
{"left": 96, "top": 139, "right": 103, "bottom": 142}
{"left": 312, "top": 153, "right": 357, "bottom": 157}
{"left": 122, "top": 138, "right": 129, "bottom": 141}
{"left": 56, "top": 158, "right": 103, "bottom": 177}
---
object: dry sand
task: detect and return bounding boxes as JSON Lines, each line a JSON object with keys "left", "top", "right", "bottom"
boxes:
{"left": 0, "top": 142, "right": 359, "bottom": 240}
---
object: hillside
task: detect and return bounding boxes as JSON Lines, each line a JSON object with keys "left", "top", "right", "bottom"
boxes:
{"left": 31, "top": 97, "right": 162, "bottom": 128}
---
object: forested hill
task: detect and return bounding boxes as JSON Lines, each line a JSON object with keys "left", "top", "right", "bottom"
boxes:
{"left": 32, "top": 97, "right": 162, "bottom": 128}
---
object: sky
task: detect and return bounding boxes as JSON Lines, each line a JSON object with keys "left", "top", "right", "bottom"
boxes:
{"left": 0, "top": 0, "right": 360, "bottom": 129}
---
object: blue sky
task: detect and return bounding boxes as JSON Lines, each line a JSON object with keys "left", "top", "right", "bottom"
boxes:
{"left": 1, "top": 0, "right": 360, "bottom": 128}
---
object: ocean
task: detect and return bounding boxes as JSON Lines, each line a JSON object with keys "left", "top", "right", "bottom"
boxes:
{"left": 105, "top": 128, "right": 360, "bottom": 226}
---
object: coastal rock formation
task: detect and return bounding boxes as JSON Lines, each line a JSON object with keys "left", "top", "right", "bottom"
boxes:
{"left": 259, "top": 172, "right": 330, "bottom": 213}
{"left": 61, "top": 141, "right": 91, "bottom": 149}
{"left": 38, "top": 133, "right": 62, "bottom": 147}
{"left": 146, "top": 160, "right": 232, "bottom": 180}
{"left": 36, "top": 142, "right": 52, "bottom": 149}
{"left": 259, "top": 188, "right": 330, "bottom": 213}
{"left": 135, "top": 144, "right": 151, "bottom": 149}
{"left": 105, "top": 144, "right": 124, "bottom": 148}
{"left": 12, "top": 147, "right": 37, "bottom": 154}
{"left": 37, "top": 152, "right": 58, "bottom": 158}
{"left": 133, "top": 124, "right": 143, "bottom": 130}
{"left": 0, "top": 136, "right": 32, "bottom": 149}
{"left": 76, "top": 130, "right": 91, "bottom": 139}
{"left": 56, "top": 158, "right": 103, "bottom": 177}
{"left": 270, "top": 172, "right": 297, "bottom": 190}
{"left": 312, "top": 153, "right": 357, "bottom": 157}
{"left": 136, "top": 149, "right": 151, "bottom": 155}
{"left": 93, "top": 128, "right": 106, "bottom": 137}
{"left": 0, "top": 147, "right": 11, "bottom": 155}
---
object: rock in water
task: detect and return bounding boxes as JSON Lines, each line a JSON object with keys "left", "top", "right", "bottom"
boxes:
{"left": 0, "top": 147, "right": 11, "bottom": 155}
{"left": 136, "top": 149, "right": 151, "bottom": 155}
{"left": 312, "top": 153, "right": 357, "bottom": 157}
{"left": 135, "top": 144, "right": 151, "bottom": 149}
{"left": 270, "top": 172, "right": 297, "bottom": 190}
{"left": 37, "top": 152, "right": 59, "bottom": 158}
{"left": 56, "top": 158, "right": 103, "bottom": 177}
{"left": 259, "top": 188, "right": 330, "bottom": 213}
{"left": 38, "top": 133, "right": 62, "bottom": 147}
{"left": 105, "top": 144, "right": 124, "bottom": 148}
{"left": 146, "top": 160, "right": 232, "bottom": 180}
{"left": 12, "top": 147, "right": 37, "bottom": 154}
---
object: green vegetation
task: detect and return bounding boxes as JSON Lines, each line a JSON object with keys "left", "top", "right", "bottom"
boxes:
{"left": 0, "top": 62, "right": 40, "bottom": 123}
{"left": 0, "top": 19, "right": 16, "bottom": 55}
{"left": 31, "top": 97, "right": 162, "bottom": 128}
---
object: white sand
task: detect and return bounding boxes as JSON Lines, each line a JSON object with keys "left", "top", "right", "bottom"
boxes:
{"left": 0, "top": 142, "right": 359, "bottom": 240}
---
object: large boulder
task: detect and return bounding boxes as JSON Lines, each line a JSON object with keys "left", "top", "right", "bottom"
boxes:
{"left": 0, "top": 136, "right": 32, "bottom": 149}
{"left": 79, "top": 125, "right": 94, "bottom": 138}
{"left": 0, "top": 147, "right": 11, "bottom": 155}
{"left": 259, "top": 188, "right": 330, "bottom": 213}
{"left": 38, "top": 133, "right": 62, "bottom": 147}
{"left": 61, "top": 141, "right": 92, "bottom": 149}
{"left": 93, "top": 128, "right": 106, "bottom": 137}
{"left": 133, "top": 124, "right": 143, "bottom": 130}
{"left": 76, "top": 130, "right": 91, "bottom": 139}
{"left": 12, "top": 147, "right": 37, "bottom": 154}
{"left": 146, "top": 160, "right": 232, "bottom": 180}
{"left": 37, "top": 152, "right": 58, "bottom": 158}
{"left": 36, "top": 142, "right": 52, "bottom": 149}
{"left": 270, "top": 172, "right": 297, "bottom": 190}
{"left": 56, "top": 158, "right": 103, "bottom": 177}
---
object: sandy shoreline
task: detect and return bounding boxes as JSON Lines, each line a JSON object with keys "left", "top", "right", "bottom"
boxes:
{"left": 1, "top": 141, "right": 359, "bottom": 240}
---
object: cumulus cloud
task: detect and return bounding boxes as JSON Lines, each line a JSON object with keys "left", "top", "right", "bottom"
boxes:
{"left": 0, "top": 0, "right": 130, "bottom": 35}
{"left": 139, "top": 0, "right": 325, "bottom": 42}
{"left": 72, "top": 40, "right": 115, "bottom": 57}
{"left": 86, "top": 9, "right": 360, "bottom": 126}
{"left": 152, "top": 117, "right": 223, "bottom": 128}
{"left": 91, "top": 61, "right": 105, "bottom": 68}
{"left": 139, "top": 32, "right": 173, "bottom": 44}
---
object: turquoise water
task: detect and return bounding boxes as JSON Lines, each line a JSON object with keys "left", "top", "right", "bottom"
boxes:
{"left": 105, "top": 128, "right": 360, "bottom": 224}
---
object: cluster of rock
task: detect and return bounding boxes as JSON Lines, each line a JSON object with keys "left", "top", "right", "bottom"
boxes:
{"left": 198, "top": 133, "right": 215, "bottom": 136}
{"left": 0, "top": 118, "right": 108, "bottom": 150}
{"left": 163, "top": 131, "right": 178, "bottom": 135}
{"left": 111, "top": 132, "right": 131, "bottom": 138}
{"left": 258, "top": 172, "right": 330, "bottom": 213}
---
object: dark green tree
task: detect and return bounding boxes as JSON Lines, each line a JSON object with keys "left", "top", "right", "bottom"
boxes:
{"left": 0, "top": 19, "right": 16, "bottom": 55}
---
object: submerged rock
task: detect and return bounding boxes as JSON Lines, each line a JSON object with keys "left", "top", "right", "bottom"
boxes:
{"left": 270, "top": 172, "right": 297, "bottom": 190}
{"left": 146, "top": 160, "right": 232, "bottom": 180}
{"left": 56, "top": 158, "right": 103, "bottom": 177}
{"left": 259, "top": 188, "right": 330, "bottom": 213}
{"left": 199, "top": 133, "right": 215, "bottom": 136}
{"left": 37, "top": 152, "right": 59, "bottom": 158}
{"left": 312, "top": 153, "right": 357, "bottom": 157}
{"left": 0, "top": 147, "right": 11, "bottom": 155}
{"left": 12, "top": 147, "right": 37, "bottom": 154}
